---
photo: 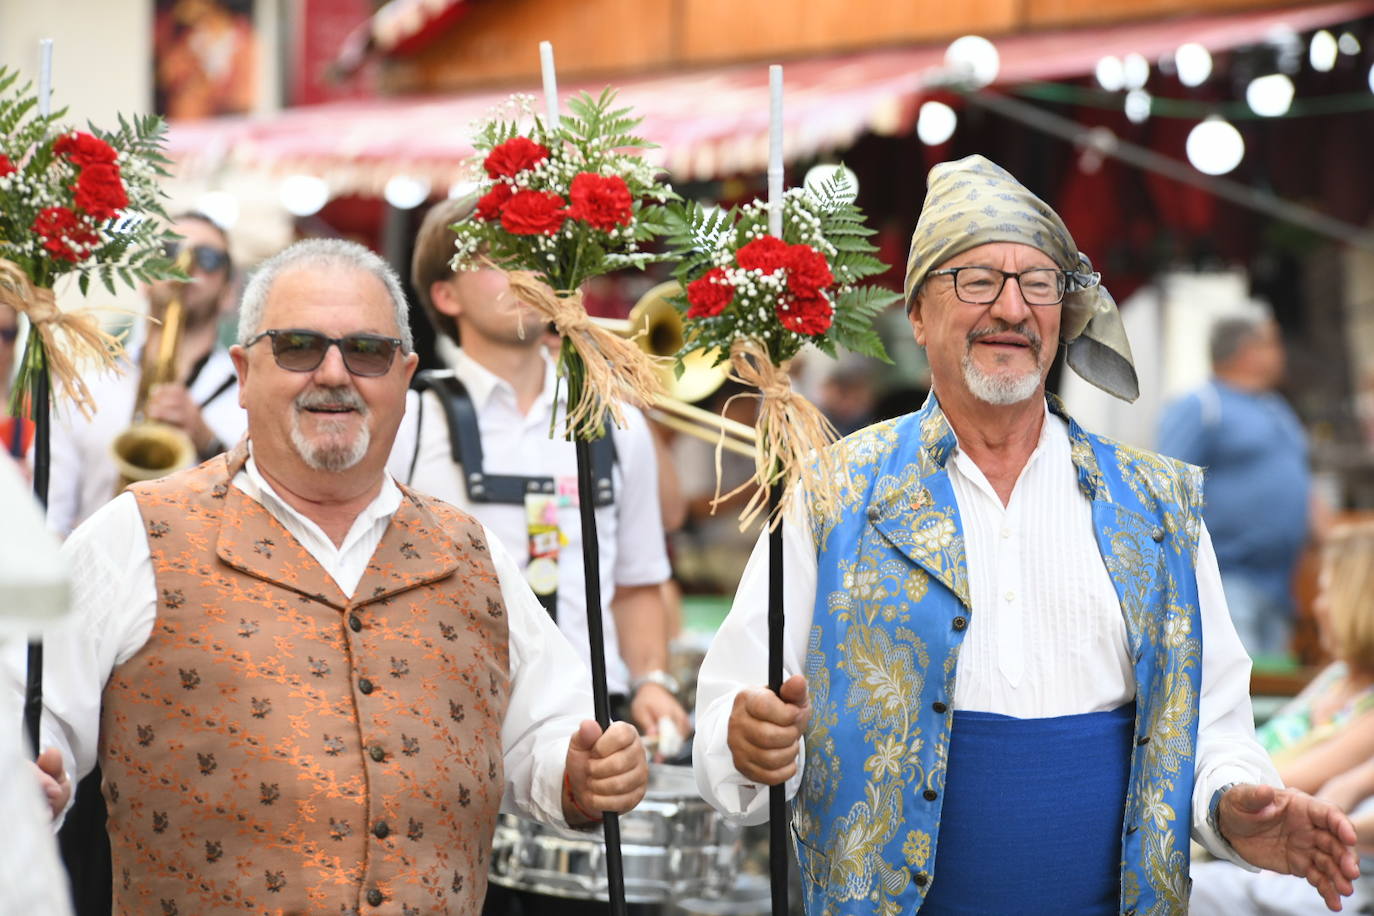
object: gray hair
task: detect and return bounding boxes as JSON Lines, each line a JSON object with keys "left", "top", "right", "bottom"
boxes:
{"left": 1209, "top": 312, "right": 1271, "bottom": 367}
{"left": 236, "top": 238, "right": 413, "bottom": 353}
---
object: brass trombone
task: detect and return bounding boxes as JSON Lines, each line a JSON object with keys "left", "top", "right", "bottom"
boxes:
{"left": 610, "top": 282, "right": 757, "bottom": 460}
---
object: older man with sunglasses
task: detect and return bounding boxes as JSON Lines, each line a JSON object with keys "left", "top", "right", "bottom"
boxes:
{"left": 46, "top": 211, "right": 246, "bottom": 536}
{"left": 16, "top": 239, "right": 648, "bottom": 915}
{"left": 694, "top": 155, "right": 1359, "bottom": 914}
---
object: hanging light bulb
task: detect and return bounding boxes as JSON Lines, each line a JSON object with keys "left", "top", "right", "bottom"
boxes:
{"left": 1122, "top": 53, "right": 1150, "bottom": 90}
{"left": 447, "top": 180, "right": 480, "bottom": 200}
{"left": 1339, "top": 32, "right": 1362, "bottom": 55}
{"left": 1245, "top": 73, "right": 1295, "bottom": 117}
{"left": 195, "top": 190, "right": 240, "bottom": 230}
{"left": 944, "top": 36, "right": 1000, "bottom": 88}
{"left": 916, "top": 101, "right": 958, "bottom": 145}
{"left": 1310, "top": 30, "right": 1338, "bottom": 72}
{"left": 1095, "top": 56, "right": 1125, "bottom": 92}
{"left": 384, "top": 175, "right": 431, "bottom": 210}
{"left": 280, "top": 175, "right": 330, "bottom": 217}
{"left": 1124, "top": 89, "right": 1152, "bottom": 124}
{"left": 1368, "top": 62, "right": 1374, "bottom": 94}
{"left": 1175, "top": 43, "right": 1213, "bottom": 88}
{"left": 1186, "top": 117, "right": 1245, "bottom": 175}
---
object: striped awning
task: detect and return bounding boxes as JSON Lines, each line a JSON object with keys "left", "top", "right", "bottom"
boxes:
{"left": 167, "top": 0, "right": 1374, "bottom": 195}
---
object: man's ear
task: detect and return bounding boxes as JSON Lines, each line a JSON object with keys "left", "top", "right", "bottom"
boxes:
{"left": 229, "top": 344, "right": 249, "bottom": 408}
{"left": 430, "top": 278, "right": 462, "bottom": 320}
{"left": 908, "top": 294, "right": 927, "bottom": 347}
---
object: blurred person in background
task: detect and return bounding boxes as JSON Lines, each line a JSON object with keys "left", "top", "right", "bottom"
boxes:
{"left": 817, "top": 356, "right": 879, "bottom": 437}
{"left": 1191, "top": 520, "right": 1374, "bottom": 913}
{"left": 45, "top": 212, "right": 246, "bottom": 536}
{"left": 1158, "top": 312, "right": 1315, "bottom": 660}
{"left": 1, "top": 301, "right": 34, "bottom": 464}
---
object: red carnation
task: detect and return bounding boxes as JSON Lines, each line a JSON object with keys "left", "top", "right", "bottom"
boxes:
{"left": 31, "top": 206, "right": 100, "bottom": 262}
{"left": 0, "top": 154, "right": 15, "bottom": 177}
{"left": 483, "top": 136, "right": 550, "bottom": 178}
{"left": 735, "top": 236, "right": 790, "bottom": 274}
{"left": 73, "top": 162, "right": 128, "bottom": 220}
{"left": 52, "top": 131, "right": 117, "bottom": 168}
{"left": 500, "top": 190, "right": 567, "bottom": 235}
{"left": 777, "top": 293, "right": 833, "bottom": 336}
{"left": 567, "top": 172, "right": 633, "bottom": 231}
{"left": 784, "top": 243, "right": 834, "bottom": 298}
{"left": 476, "top": 182, "right": 513, "bottom": 221}
{"left": 686, "top": 268, "right": 734, "bottom": 318}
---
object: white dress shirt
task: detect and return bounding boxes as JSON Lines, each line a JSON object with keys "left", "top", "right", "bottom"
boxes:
{"left": 387, "top": 344, "right": 671, "bottom": 695}
{"left": 694, "top": 409, "right": 1279, "bottom": 865}
{"left": 45, "top": 346, "right": 245, "bottom": 537}
{"left": 10, "top": 448, "right": 594, "bottom": 831}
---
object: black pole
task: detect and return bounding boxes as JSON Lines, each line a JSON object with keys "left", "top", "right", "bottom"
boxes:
{"left": 767, "top": 479, "right": 787, "bottom": 916}
{"left": 24, "top": 355, "right": 50, "bottom": 757}
{"left": 574, "top": 436, "right": 627, "bottom": 916}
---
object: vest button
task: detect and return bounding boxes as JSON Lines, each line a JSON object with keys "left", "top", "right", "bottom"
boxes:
{"left": 369, "top": 744, "right": 385, "bottom": 762}
{"left": 1151, "top": 526, "right": 1165, "bottom": 542}
{"left": 358, "top": 678, "right": 374, "bottom": 695}
{"left": 922, "top": 789, "right": 938, "bottom": 801}
{"left": 1137, "top": 734, "right": 1150, "bottom": 746}
{"left": 866, "top": 507, "right": 881, "bottom": 522}
{"left": 932, "top": 701, "right": 947, "bottom": 714}
{"left": 951, "top": 616, "right": 967, "bottom": 631}
{"left": 914, "top": 872, "right": 929, "bottom": 887}
{"left": 349, "top": 614, "right": 363, "bottom": 632}
{"left": 372, "top": 820, "right": 390, "bottom": 839}
{"left": 366, "top": 888, "right": 384, "bottom": 906}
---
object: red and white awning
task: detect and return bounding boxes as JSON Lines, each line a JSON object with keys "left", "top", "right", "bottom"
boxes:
{"left": 168, "top": 0, "right": 1374, "bottom": 195}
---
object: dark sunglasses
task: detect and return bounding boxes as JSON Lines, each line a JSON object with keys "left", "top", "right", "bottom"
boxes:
{"left": 163, "top": 241, "right": 231, "bottom": 274}
{"left": 0, "top": 326, "right": 17, "bottom": 344}
{"left": 245, "top": 328, "right": 402, "bottom": 377}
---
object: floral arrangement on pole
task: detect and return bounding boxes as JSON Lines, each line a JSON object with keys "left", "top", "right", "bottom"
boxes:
{"left": 0, "top": 66, "right": 179, "bottom": 420}
{"left": 449, "top": 89, "right": 678, "bottom": 441}
{"left": 665, "top": 170, "right": 898, "bottom": 528}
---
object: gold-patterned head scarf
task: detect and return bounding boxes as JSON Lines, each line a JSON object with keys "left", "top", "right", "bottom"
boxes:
{"left": 904, "top": 154, "right": 1138, "bottom": 402}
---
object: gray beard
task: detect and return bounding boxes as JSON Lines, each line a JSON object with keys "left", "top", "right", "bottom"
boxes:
{"left": 290, "top": 388, "right": 371, "bottom": 472}
{"left": 961, "top": 353, "right": 1043, "bottom": 406}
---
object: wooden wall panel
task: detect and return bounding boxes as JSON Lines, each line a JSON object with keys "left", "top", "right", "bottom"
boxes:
{"left": 385, "top": 0, "right": 674, "bottom": 93}
{"left": 678, "top": 0, "right": 1021, "bottom": 62}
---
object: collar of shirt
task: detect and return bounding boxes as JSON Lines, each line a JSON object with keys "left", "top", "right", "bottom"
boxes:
{"left": 447, "top": 344, "right": 561, "bottom": 417}
{"left": 948, "top": 398, "right": 1058, "bottom": 503}
{"left": 234, "top": 441, "right": 403, "bottom": 596}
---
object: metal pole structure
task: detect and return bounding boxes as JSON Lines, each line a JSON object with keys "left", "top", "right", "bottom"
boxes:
{"left": 961, "top": 87, "right": 1374, "bottom": 253}
{"left": 574, "top": 437, "right": 627, "bottom": 916}
{"left": 766, "top": 481, "right": 787, "bottom": 916}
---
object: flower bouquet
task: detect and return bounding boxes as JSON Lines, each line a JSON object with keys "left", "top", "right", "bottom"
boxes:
{"left": 665, "top": 170, "right": 899, "bottom": 526}
{"left": 0, "top": 66, "right": 179, "bottom": 420}
{"left": 450, "top": 88, "right": 678, "bottom": 440}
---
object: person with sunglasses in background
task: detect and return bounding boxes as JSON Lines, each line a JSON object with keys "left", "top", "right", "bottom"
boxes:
{"left": 45, "top": 211, "right": 246, "bottom": 537}
{"left": 12, "top": 238, "right": 648, "bottom": 915}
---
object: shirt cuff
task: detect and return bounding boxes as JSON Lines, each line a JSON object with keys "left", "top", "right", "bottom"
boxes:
{"left": 694, "top": 695, "right": 802, "bottom": 827}
{"left": 1192, "top": 764, "right": 1276, "bottom": 869}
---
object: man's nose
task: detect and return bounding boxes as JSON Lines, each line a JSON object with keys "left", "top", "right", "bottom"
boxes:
{"left": 989, "top": 275, "right": 1033, "bottom": 323}
{"left": 313, "top": 342, "right": 352, "bottom": 384}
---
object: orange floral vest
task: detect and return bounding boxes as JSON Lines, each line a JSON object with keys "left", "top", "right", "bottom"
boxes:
{"left": 102, "top": 444, "right": 510, "bottom": 915}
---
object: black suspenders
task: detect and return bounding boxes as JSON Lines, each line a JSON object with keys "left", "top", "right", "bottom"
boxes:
{"left": 411, "top": 369, "right": 618, "bottom": 618}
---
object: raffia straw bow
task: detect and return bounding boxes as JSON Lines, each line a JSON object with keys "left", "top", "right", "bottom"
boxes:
{"left": 503, "top": 269, "right": 664, "bottom": 437}
{"left": 714, "top": 338, "right": 843, "bottom": 532}
{"left": 0, "top": 259, "right": 123, "bottom": 420}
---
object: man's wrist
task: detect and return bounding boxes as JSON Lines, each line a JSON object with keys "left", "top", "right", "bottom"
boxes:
{"left": 1208, "top": 781, "right": 1240, "bottom": 848}
{"left": 630, "top": 668, "right": 680, "bottom": 697}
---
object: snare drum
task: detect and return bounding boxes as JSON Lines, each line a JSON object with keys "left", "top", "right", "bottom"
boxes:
{"left": 488, "top": 763, "right": 741, "bottom": 903}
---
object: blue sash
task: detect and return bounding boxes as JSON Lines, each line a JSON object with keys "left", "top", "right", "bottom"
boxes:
{"left": 920, "top": 703, "right": 1135, "bottom": 915}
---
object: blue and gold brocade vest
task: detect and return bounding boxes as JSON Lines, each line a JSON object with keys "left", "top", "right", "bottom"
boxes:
{"left": 794, "top": 395, "right": 1205, "bottom": 916}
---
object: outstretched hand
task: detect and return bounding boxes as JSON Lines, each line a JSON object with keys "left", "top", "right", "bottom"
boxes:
{"left": 1219, "top": 783, "right": 1360, "bottom": 911}
{"left": 562, "top": 720, "right": 647, "bottom": 826}
{"left": 727, "top": 674, "right": 809, "bottom": 786}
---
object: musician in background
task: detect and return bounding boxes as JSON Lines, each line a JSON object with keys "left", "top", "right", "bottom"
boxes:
{"left": 396, "top": 197, "right": 689, "bottom": 914}
{"left": 45, "top": 211, "right": 245, "bottom": 536}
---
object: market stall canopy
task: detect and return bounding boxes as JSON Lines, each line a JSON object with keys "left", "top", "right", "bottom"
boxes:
{"left": 167, "top": 0, "right": 1374, "bottom": 195}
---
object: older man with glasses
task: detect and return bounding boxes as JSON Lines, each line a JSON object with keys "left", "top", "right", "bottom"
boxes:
{"left": 15, "top": 238, "right": 648, "bottom": 915}
{"left": 45, "top": 211, "right": 247, "bottom": 537}
{"left": 694, "top": 155, "right": 1360, "bottom": 915}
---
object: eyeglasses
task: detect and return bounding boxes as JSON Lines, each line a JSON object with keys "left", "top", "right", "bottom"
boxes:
{"left": 927, "top": 266, "right": 1067, "bottom": 306}
{"left": 245, "top": 329, "right": 403, "bottom": 377}
{"left": 0, "top": 326, "right": 17, "bottom": 344}
{"left": 163, "top": 241, "right": 231, "bottom": 274}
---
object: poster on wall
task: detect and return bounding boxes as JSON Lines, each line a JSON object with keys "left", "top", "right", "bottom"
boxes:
{"left": 153, "top": 0, "right": 257, "bottom": 119}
